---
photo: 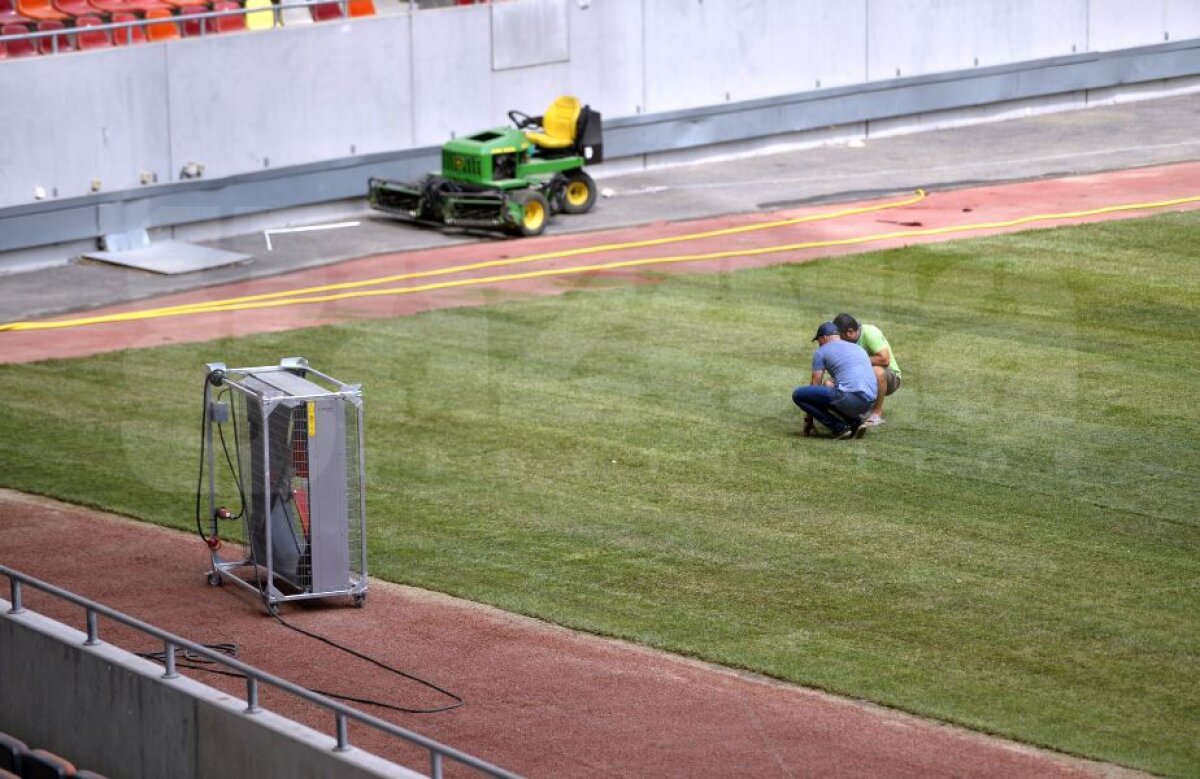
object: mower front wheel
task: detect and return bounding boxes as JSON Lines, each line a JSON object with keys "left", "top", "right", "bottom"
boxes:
{"left": 560, "top": 170, "right": 597, "bottom": 215}
{"left": 510, "top": 190, "right": 549, "bottom": 237}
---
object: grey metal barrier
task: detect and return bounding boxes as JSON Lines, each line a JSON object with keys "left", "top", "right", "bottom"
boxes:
{"left": 1, "top": 564, "right": 522, "bottom": 779}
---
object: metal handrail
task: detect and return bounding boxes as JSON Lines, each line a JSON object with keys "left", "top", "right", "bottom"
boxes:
{"left": 1, "top": 564, "right": 521, "bottom": 779}
{"left": 0, "top": 0, "right": 376, "bottom": 51}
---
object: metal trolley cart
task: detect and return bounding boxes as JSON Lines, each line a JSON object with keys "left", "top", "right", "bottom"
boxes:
{"left": 199, "top": 357, "right": 368, "bottom": 613}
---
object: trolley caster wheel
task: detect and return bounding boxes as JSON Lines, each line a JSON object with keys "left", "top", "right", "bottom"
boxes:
{"left": 266, "top": 602, "right": 280, "bottom": 617}
{"left": 352, "top": 593, "right": 367, "bottom": 608}
{"left": 206, "top": 572, "right": 223, "bottom": 587}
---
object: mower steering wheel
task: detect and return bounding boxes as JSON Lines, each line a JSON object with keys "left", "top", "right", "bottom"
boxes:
{"left": 508, "top": 110, "right": 538, "bottom": 129}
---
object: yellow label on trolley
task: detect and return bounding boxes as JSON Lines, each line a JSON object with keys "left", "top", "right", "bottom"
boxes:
{"left": 306, "top": 401, "right": 316, "bottom": 437}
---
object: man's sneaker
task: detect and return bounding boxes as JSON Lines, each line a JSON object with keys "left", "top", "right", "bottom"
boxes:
{"left": 833, "top": 427, "right": 854, "bottom": 440}
{"left": 862, "top": 414, "right": 885, "bottom": 427}
{"left": 853, "top": 425, "right": 867, "bottom": 439}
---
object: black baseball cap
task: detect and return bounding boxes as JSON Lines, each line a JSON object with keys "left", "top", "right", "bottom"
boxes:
{"left": 812, "top": 322, "right": 839, "bottom": 341}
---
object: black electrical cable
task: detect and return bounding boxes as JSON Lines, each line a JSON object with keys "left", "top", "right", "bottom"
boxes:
{"left": 269, "top": 610, "right": 464, "bottom": 714}
{"left": 215, "top": 412, "right": 245, "bottom": 521}
{"left": 194, "top": 374, "right": 213, "bottom": 544}
{"left": 136, "top": 616, "right": 463, "bottom": 715}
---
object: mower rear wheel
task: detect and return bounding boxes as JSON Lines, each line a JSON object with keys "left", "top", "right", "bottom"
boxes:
{"left": 560, "top": 170, "right": 597, "bottom": 215}
{"left": 511, "top": 190, "right": 549, "bottom": 237}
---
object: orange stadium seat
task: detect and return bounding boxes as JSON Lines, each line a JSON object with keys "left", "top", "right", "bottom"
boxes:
{"left": 14, "top": 0, "right": 66, "bottom": 21}
{"left": 144, "top": 6, "right": 178, "bottom": 39}
{"left": 346, "top": 0, "right": 372, "bottom": 16}
{"left": 36, "top": 18, "right": 74, "bottom": 51}
{"left": 90, "top": 0, "right": 172, "bottom": 14}
{"left": 111, "top": 10, "right": 146, "bottom": 43}
{"left": 51, "top": 0, "right": 90, "bottom": 16}
{"left": 75, "top": 14, "right": 111, "bottom": 47}
{"left": 0, "top": 23, "right": 38, "bottom": 56}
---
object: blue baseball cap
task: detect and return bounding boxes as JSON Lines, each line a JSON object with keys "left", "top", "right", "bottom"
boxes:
{"left": 812, "top": 321, "right": 839, "bottom": 341}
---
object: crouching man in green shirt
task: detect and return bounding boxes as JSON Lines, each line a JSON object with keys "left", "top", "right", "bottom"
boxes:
{"left": 833, "top": 313, "right": 901, "bottom": 427}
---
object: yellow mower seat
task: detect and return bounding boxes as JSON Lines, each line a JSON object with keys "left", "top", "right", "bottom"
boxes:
{"left": 524, "top": 95, "right": 581, "bottom": 150}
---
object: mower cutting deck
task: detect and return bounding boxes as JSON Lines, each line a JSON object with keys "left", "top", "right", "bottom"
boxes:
{"left": 368, "top": 96, "right": 603, "bottom": 237}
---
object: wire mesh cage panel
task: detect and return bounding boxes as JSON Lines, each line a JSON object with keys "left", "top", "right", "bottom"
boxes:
{"left": 201, "top": 357, "right": 367, "bottom": 612}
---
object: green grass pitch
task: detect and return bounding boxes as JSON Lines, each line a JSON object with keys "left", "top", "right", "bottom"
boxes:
{"left": 1, "top": 211, "right": 1197, "bottom": 775}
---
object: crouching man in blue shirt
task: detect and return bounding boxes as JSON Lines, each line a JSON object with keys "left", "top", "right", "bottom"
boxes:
{"left": 792, "top": 322, "right": 878, "bottom": 439}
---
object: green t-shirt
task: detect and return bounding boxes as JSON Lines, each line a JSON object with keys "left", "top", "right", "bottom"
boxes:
{"left": 857, "top": 323, "right": 901, "bottom": 377}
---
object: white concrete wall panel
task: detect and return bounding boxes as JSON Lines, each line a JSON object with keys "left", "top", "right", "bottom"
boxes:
{"left": 1165, "top": 0, "right": 1200, "bottom": 41}
{"left": 168, "top": 19, "right": 412, "bottom": 180}
{"left": 413, "top": 3, "right": 605, "bottom": 152}
{"left": 642, "top": 0, "right": 866, "bottom": 112}
{"left": 736, "top": 0, "right": 867, "bottom": 95}
{"left": 0, "top": 47, "right": 171, "bottom": 205}
{"left": 867, "top": 0, "right": 1087, "bottom": 80}
{"left": 410, "top": 6, "right": 496, "bottom": 144}
{"left": 564, "top": 0, "right": 644, "bottom": 118}
{"left": 492, "top": 0, "right": 570, "bottom": 70}
{"left": 1088, "top": 0, "right": 1165, "bottom": 52}
{"left": 867, "top": 0, "right": 978, "bottom": 80}
{"left": 642, "top": 0, "right": 739, "bottom": 112}
{"left": 974, "top": 0, "right": 1087, "bottom": 64}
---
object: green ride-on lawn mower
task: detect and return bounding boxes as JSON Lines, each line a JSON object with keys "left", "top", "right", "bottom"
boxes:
{"left": 368, "top": 96, "right": 603, "bottom": 237}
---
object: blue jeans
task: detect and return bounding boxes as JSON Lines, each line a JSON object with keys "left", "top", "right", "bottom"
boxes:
{"left": 792, "top": 385, "right": 872, "bottom": 434}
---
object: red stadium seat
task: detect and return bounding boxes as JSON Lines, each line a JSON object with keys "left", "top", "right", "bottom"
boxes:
{"left": 178, "top": 4, "right": 204, "bottom": 35}
{"left": 0, "top": 23, "right": 38, "bottom": 56}
{"left": 208, "top": 0, "right": 242, "bottom": 32}
{"left": 111, "top": 10, "right": 146, "bottom": 43}
{"left": 308, "top": 0, "right": 341, "bottom": 22}
{"left": 14, "top": 0, "right": 66, "bottom": 21}
{"left": 36, "top": 18, "right": 74, "bottom": 51}
{"left": 0, "top": 0, "right": 31, "bottom": 24}
{"left": 75, "top": 13, "right": 111, "bottom": 48}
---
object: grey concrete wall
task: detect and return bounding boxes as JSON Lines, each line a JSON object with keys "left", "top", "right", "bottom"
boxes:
{"left": 167, "top": 18, "right": 415, "bottom": 181}
{"left": 0, "top": 0, "right": 1197, "bottom": 253}
{"left": 0, "top": 603, "right": 422, "bottom": 779}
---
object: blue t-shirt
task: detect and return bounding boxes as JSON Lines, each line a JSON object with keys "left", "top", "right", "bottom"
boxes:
{"left": 813, "top": 339, "right": 878, "bottom": 401}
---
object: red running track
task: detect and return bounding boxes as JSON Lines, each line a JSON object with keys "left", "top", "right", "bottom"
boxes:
{"left": 0, "top": 491, "right": 1141, "bottom": 778}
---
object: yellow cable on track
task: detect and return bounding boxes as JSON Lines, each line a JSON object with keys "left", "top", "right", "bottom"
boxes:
{"left": 4, "top": 189, "right": 1199, "bottom": 332}
{"left": 77, "top": 190, "right": 931, "bottom": 320}
{"left": 0, "top": 190, "right": 924, "bottom": 332}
